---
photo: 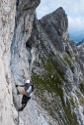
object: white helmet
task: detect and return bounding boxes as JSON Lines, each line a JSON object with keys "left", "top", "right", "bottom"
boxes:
{"left": 25, "top": 79, "right": 30, "bottom": 84}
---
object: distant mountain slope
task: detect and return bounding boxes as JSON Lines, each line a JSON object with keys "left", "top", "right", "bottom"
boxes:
{"left": 76, "top": 39, "right": 84, "bottom": 46}
{"left": 69, "top": 32, "right": 84, "bottom": 43}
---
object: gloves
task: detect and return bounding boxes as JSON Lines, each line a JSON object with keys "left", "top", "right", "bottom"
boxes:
{"left": 15, "top": 85, "right": 18, "bottom": 87}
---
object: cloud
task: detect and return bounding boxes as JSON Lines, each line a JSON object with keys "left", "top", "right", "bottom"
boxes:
{"left": 37, "top": 0, "right": 84, "bottom": 19}
{"left": 68, "top": 16, "right": 84, "bottom": 32}
{"left": 36, "top": 0, "right": 55, "bottom": 18}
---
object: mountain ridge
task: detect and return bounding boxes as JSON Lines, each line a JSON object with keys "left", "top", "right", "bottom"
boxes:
{"left": 76, "top": 39, "right": 84, "bottom": 46}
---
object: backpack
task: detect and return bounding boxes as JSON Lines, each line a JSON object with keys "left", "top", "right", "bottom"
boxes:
{"left": 31, "top": 84, "right": 34, "bottom": 92}
{"left": 30, "top": 82, "right": 34, "bottom": 92}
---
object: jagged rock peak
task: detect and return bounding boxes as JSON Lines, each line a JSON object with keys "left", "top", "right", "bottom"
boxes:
{"left": 53, "top": 7, "right": 66, "bottom": 14}
{"left": 40, "top": 7, "right": 68, "bottom": 37}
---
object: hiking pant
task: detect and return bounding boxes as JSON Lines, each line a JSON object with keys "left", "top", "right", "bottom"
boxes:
{"left": 22, "top": 95, "right": 31, "bottom": 105}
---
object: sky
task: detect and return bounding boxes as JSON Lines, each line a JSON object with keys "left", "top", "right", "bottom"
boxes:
{"left": 36, "top": 0, "right": 84, "bottom": 41}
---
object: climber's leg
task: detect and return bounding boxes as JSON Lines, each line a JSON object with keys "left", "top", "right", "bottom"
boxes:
{"left": 18, "top": 95, "right": 30, "bottom": 111}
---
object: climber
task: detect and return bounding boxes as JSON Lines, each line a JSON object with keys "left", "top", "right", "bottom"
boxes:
{"left": 16, "top": 79, "right": 33, "bottom": 111}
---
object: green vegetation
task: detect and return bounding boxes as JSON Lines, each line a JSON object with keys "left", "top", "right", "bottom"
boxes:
{"left": 64, "top": 53, "right": 74, "bottom": 72}
{"left": 64, "top": 53, "right": 72, "bottom": 64}
{"left": 63, "top": 100, "right": 78, "bottom": 125}
{"left": 79, "top": 82, "right": 84, "bottom": 94}
{"left": 57, "top": 52, "right": 67, "bottom": 66}
{"left": 69, "top": 98, "right": 75, "bottom": 108}
{"left": 76, "top": 90, "right": 84, "bottom": 105}
{"left": 32, "top": 55, "right": 78, "bottom": 125}
{"left": 32, "top": 56, "right": 65, "bottom": 120}
{"left": 32, "top": 57, "right": 64, "bottom": 97}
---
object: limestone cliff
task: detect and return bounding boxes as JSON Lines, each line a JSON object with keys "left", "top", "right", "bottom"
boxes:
{"left": 0, "top": 0, "right": 17, "bottom": 125}
{"left": 0, "top": 0, "right": 84, "bottom": 125}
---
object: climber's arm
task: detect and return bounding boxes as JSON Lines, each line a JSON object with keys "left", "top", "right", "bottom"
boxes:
{"left": 16, "top": 84, "right": 25, "bottom": 87}
{"left": 18, "top": 84, "right": 25, "bottom": 87}
{"left": 19, "top": 91, "right": 28, "bottom": 95}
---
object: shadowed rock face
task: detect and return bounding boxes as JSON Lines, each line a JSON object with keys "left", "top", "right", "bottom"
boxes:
{"left": 39, "top": 7, "right": 68, "bottom": 52}
{"left": 40, "top": 7, "right": 68, "bottom": 37}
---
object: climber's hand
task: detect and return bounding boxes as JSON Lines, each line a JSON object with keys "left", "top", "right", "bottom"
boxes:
{"left": 15, "top": 85, "right": 18, "bottom": 87}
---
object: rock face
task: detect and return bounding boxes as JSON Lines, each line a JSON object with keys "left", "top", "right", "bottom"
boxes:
{"left": 0, "top": 0, "right": 84, "bottom": 125}
{"left": 77, "top": 42, "right": 84, "bottom": 75}
{"left": 0, "top": 1, "right": 18, "bottom": 125}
